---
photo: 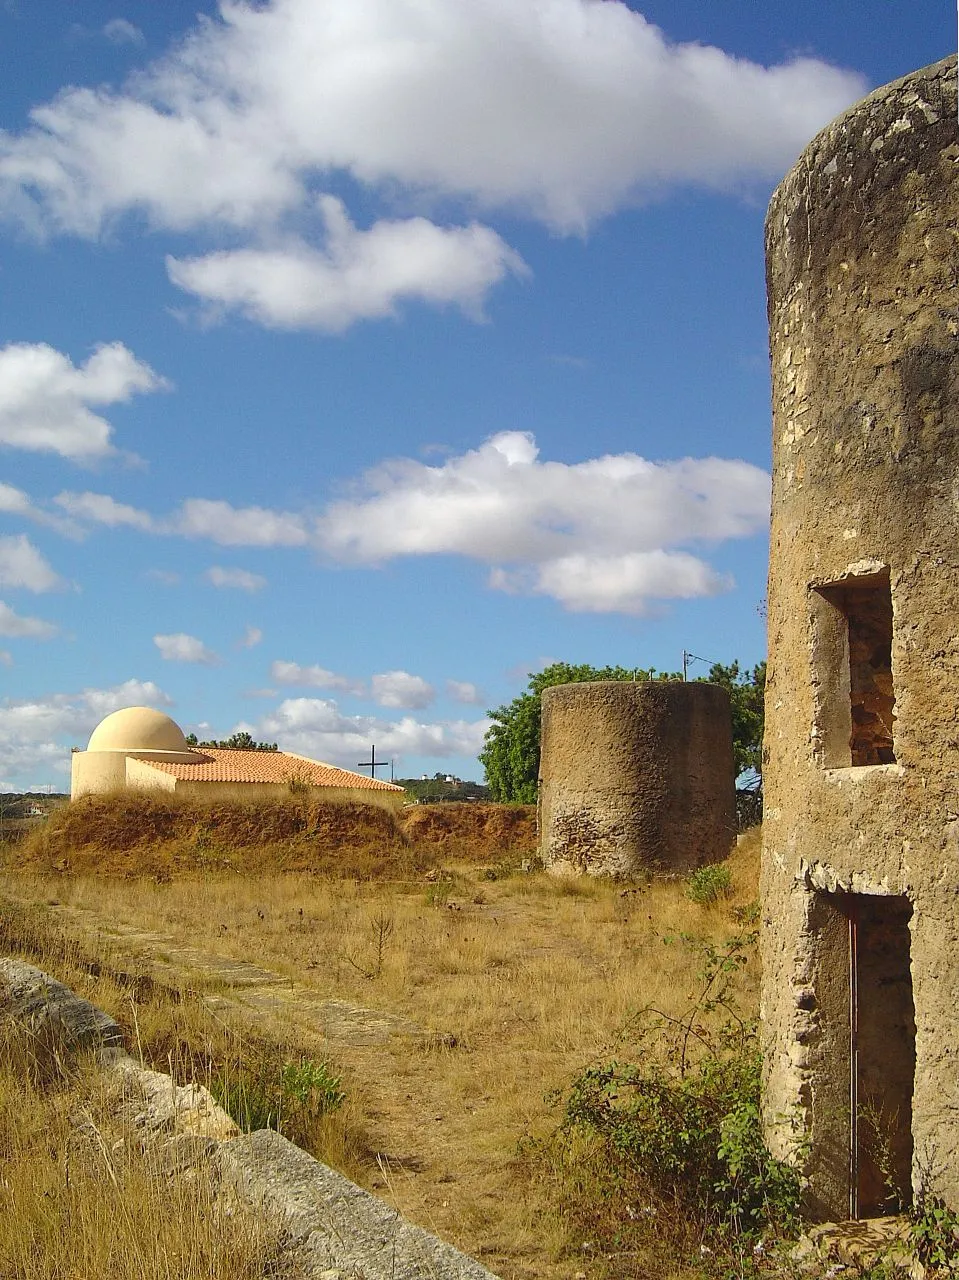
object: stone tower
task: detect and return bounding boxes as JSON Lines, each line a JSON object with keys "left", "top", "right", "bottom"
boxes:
{"left": 761, "top": 56, "right": 959, "bottom": 1220}
{"left": 539, "top": 681, "right": 735, "bottom": 878}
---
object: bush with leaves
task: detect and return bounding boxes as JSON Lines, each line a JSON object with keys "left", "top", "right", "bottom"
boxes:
{"left": 480, "top": 662, "right": 678, "bottom": 802}
{"left": 551, "top": 933, "right": 801, "bottom": 1272}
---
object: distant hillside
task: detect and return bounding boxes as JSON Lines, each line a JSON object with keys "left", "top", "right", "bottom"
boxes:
{"left": 396, "top": 775, "right": 490, "bottom": 803}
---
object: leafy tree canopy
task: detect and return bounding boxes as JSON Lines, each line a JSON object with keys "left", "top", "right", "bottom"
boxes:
{"left": 184, "top": 731, "right": 278, "bottom": 751}
{"left": 478, "top": 660, "right": 765, "bottom": 803}
{"left": 701, "top": 660, "right": 766, "bottom": 781}
{"left": 479, "top": 663, "right": 679, "bottom": 803}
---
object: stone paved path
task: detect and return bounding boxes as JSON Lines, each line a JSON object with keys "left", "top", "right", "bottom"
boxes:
{"left": 21, "top": 898, "right": 438, "bottom": 1049}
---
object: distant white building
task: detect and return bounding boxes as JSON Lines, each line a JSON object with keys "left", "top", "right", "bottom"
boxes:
{"left": 71, "top": 707, "right": 405, "bottom": 811}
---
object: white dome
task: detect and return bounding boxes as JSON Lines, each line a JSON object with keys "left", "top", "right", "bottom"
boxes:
{"left": 87, "top": 706, "right": 189, "bottom": 754}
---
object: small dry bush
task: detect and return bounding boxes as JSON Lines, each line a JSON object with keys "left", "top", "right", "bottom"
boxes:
{"left": 0, "top": 1021, "right": 290, "bottom": 1280}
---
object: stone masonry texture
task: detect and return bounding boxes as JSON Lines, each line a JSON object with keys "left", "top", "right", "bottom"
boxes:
{"left": 538, "top": 680, "right": 735, "bottom": 878}
{"left": 761, "top": 56, "right": 959, "bottom": 1220}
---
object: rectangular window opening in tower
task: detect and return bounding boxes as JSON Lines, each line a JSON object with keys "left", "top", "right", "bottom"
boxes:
{"left": 811, "top": 570, "right": 896, "bottom": 768}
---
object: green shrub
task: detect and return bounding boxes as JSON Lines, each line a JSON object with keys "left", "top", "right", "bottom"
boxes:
{"left": 551, "top": 934, "right": 802, "bottom": 1272}
{"left": 211, "top": 1051, "right": 344, "bottom": 1142}
{"left": 686, "top": 863, "right": 732, "bottom": 904}
{"left": 910, "top": 1195, "right": 959, "bottom": 1274}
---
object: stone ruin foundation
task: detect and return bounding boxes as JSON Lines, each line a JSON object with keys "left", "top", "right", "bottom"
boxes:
{"left": 538, "top": 680, "right": 735, "bottom": 878}
{"left": 761, "top": 55, "right": 959, "bottom": 1221}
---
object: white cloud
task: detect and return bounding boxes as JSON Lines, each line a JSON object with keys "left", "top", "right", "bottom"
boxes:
{"left": 168, "top": 199, "right": 527, "bottom": 332}
{"left": 0, "top": 600, "right": 58, "bottom": 639}
{"left": 370, "top": 670, "right": 434, "bottom": 710}
{"left": 0, "top": 535, "right": 62, "bottom": 593}
{"left": 153, "top": 632, "right": 219, "bottom": 664}
{"left": 0, "top": 650, "right": 12, "bottom": 667}
{"left": 0, "top": 0, "right": 865, "bottom": 239}
{"left": 0, "top": 342, "right": 168, "bottom": 461}
{"left": 315, "top": 430, "right": 769, "bottom": 613}
{"left": 496, "top": 550, "right": 731, "bottom": 615}
{"left": 257, "top": 696, "right": 488, "bottom": 769}
{"left": 239, "top": 625, "right": 263, "bottom": 648}
{"left": 0, "top": 678, "right": 171, "bottom": 785}
{"left": 0, "top": 482, "right": 81, "bottom": 536}
{"left": 145, "top": 568, "right": 180, "bottom": 586}
{"left": 171, "top": 499, "right": 308, "bottom": 546}
{"left": 103, "top": 18, "right": 144, "bottom": 46}
{"left": 269, "top": 662, "right": 434, "bottom": 707}
{"left": 54, "top": 491, "right": 307, "bottom": 547}
{"left": 446, "top": 679, "right": 483, "bottom": 706}
{"left": 204, "top": 565, "right": 267, "bottom": 591}
{"left": 55, "top": 490, "right": 155, "bottom": 529}
{"left": 270, "top": 660, "right": 364, "bottom": 696}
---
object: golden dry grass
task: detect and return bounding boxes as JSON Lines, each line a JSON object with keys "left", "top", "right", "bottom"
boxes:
{"left": 1, "top": 798, "right": 761, "bottom": 1280}
{"left": 12, "top": 792, "right": 536, "bottom": 876}
{"left": 0, "top": 1021, "right": 296, "bottom": 1280}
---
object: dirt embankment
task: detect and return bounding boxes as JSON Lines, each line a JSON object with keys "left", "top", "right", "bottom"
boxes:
{"left": 10, "top": 794, "right": 537, "bottom": 877}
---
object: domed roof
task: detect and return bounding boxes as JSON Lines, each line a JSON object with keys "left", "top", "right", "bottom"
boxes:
{"left": 87, "top": 706, "right": 190, "bottom": 754}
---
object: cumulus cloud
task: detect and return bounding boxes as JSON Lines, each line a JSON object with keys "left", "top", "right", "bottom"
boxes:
{"left": 0, "top": 678, "right": 171, "bottom": 785}
{"left": 46, "top": 430, "right": 769, "bottom": 614}
{"left": 0, "top": 650, "right": 11, "bottom": 666}
{"left": 55, "top": 490, "right": 155, "bottom": 529}
{"left": 103, "top": 18, "right": 145, "bottom": 46}
{"left": 0, "top": 0, "right": 865, "bottom": 239}
{"left": 204, "top": 565, "right": 267, "bottom": 591}
{"left": 239, "top": 625, "right": 263, "bottom": 649}
{"left": 58, "top": 491, "right": 307, "bottom": 547}
{"left": 257, "top": 696, "right": 488, "bottom": 770}
{"left": 268, "top": 662, "right": 433, "bottom": 708}
{"left": 316, "top": 431, "right": 769, "bottom": 614}
{"left": 370, "top": 670, "right": 434, "bottom": 710}
{"left": 171, "top": 499, "right": 308, "bottom": 546}
{"left": 168, "top": 200, "right": 527, "bottom": 331}
{"left": 145, "top": 568, "right": 180, "bottom": 586}
{"left": 153, "top": 632, "right": 219, "bottom": 664}
{"left": 0, "top": 600, "right": 58, "bottom": 639}
{"left": 0, "top": 342, "right": 168, "bottom": 461}
{"left": 0, "top": 483, "right": 81, "bottom": 536}
{"left": 270, "top": 660, "right": 364, "bottom": 696}
{"left": 491, "top": 550, "right": 730, "bottom": 614}
{"left": 446, "top": 679, "right": 483, "bottom": 706}
{"left": 0, "top": 535, "right": 62, "bottom": 593}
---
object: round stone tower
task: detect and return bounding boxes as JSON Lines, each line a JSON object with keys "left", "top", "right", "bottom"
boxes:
{"left": 538, "top": 680, "right": 735, "bottom": 878}
{"left": 761, "top": 57, "right": 959, "bottom": 1219}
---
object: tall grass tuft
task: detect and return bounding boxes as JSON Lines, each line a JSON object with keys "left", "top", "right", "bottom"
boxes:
{"left": 0, "top": 1021, "right": 287, "bottom": 1280}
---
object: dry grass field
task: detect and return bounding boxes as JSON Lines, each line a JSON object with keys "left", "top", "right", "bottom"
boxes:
{"left": 1, "top": 796, "right": 762, "bottom": 1280}
{"left": 0, "top": 1018, "right": 299, "bottom": 1280}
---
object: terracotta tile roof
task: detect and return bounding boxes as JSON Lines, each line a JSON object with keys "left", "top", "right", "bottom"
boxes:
{"left": 139, "top": 749, "right": 404, "bottom": 792}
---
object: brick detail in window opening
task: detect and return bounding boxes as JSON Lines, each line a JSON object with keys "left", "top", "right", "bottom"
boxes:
{"left": 811, "top": 570, "right": 897, "bottom": 768}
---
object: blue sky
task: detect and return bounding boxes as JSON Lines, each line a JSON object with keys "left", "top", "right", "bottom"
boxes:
{"left": 0, "top": 0, "right": 953, "bottom": 790}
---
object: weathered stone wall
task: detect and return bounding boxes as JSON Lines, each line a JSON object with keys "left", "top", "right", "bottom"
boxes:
{"left": 761, "top": 55, "right": 959, "bottom": 1219}
{"left": 538, "top": 680, "right": 735, "bottom": 878}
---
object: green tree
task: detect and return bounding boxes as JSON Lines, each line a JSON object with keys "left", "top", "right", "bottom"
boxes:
{"left": 479, "top": 659, "right": 766, "bottom": 802}
{"left": 479, "top": 662, "right": 676, "bottom": 802}
{"left": 699, "top": 660, "right": 766, "bottom": 781}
